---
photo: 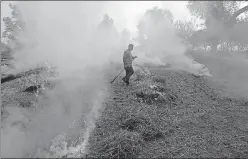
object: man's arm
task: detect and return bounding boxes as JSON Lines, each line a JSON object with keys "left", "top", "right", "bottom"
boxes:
{"left": 132, "top": 55, "right": 138, "bottom": 60}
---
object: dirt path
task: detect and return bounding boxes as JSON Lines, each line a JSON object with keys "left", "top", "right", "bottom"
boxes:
{"left": 87, "top": 68, "right": 248, "bottom": 158}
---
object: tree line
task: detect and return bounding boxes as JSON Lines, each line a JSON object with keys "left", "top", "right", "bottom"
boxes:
{"left": 2, "top": 1, "right": 248, "bottom": 63}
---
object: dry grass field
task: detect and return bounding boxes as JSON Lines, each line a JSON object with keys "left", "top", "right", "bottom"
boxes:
{"left": 1, "top": 51, "right": 248, "bottom": 158}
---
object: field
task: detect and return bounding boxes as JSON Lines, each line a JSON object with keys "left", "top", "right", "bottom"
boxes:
{"left": 191, "top": 50, "right": 248, "bottom": 98}
{"left": 1, "top": 51, "right": 248, "bottom": 158}
{"left": 86, "top": 65, "right": 248, "bottom": 158}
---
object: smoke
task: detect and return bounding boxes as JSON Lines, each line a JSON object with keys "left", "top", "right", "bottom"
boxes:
{"left": 1, "top": 1, "right": 119, "bottom": 158}
{"left": 1, "top": 2, "right": 213, "bottom": 158}
{"left": 132, "top": 8, "right": 211, "bottom": 76}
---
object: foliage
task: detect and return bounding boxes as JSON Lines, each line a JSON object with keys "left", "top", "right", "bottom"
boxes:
{"left": 97, "top": 14, "right": 115, "bottom": 31}
{"left": 144, "top": 6, "right": 174, "bottom": 25}
{"left": 187, "top": 1, "right": 241, "bottom": 21}
{"left": 174, "top": 20, "right": 195, "bottom": 42}
{"left": 2, "top": 3, "right": 25, "bottom": 46}
{"left": 187, "top": 1, "right": 248, "bottom": 51}
{"left": 94, "top": 14, "right": 119, "bottom": 52}
{"left": 136, "top": 6, "right": 174, "bottom": 41}
{"left": 135, "top": 6, "right": 175, "bottom": 53}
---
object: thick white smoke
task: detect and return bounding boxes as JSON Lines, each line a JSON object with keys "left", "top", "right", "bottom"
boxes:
{"left": 1, "top": 2, "right": 212, "bottom": 158}
{"left": 132, "top": 8, "right": 211, "bottom": 76}
{"left": 1, "top": 1, "right": 119, "bottom": 158}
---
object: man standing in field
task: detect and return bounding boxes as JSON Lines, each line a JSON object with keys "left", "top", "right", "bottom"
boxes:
{"left": 122, "top": 44, "right": 137, "bottom": 86}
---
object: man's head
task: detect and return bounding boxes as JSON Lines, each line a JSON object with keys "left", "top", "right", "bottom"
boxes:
{"left": 128, "top": 44, "right": 134, "bottom": 51}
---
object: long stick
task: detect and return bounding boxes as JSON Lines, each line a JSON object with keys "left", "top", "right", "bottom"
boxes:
{"left": 110, "top": 68, "right": 124, "bottom": 84}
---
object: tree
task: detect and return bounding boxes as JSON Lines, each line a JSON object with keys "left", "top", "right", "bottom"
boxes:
{"left": 2, "top": 3, "right": 25, "bottom": 48}
{"left": 187, "top": 1, "right": 246, "bottom": 23}
{"left": 97, "top": 14, "right": 114, "bottom": 31}
{"left": 135, "top": 6, "right": 175, "bottom": 54}
{"left": 1, "top": 42, "right": 12, "bottom": 63}
{"left": 174, "top": 20, "right": 195, "bottom": 42}
{"left": 187, "top": 1, "right": 248, "bottom": 51}
{"left": 94, "top": 14, "right": 119, "bottom": 52}
{"left": 144, "top": 6, "right": 174, "bottom": 24}
{"left": 134, "top": 6, "right": 191, "bottom": 66}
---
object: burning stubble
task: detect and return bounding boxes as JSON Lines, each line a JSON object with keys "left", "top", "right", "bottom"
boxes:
{"left": 1, "top": 1, "right": 115, "bottom": 157}
{"left": 1, "top": 1, "right": 211, "bottom": 157}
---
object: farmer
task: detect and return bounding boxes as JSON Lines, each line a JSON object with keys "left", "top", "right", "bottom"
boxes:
{"left": 122, "top": 44, "right": 137, "bottom": 85}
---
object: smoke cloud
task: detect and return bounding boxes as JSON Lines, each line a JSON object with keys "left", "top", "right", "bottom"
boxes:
{"left": 1, "top": 1, "right": 117, "bottom": 157}
{"left": 1, "top": 2, "right": 211, "bottom": 158}
{"left": 132, "top": 9, "right": 211, "bottom": 76}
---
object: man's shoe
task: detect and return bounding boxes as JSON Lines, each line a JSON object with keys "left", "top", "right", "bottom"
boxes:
{"left": 122, "top": 77, "right": 129, "bottom": 86}
{"left": 126, "top": 80, "right": 129, "bottom": 86}
{"left": 122, "top": 77, "right": 126, "bottom": 83}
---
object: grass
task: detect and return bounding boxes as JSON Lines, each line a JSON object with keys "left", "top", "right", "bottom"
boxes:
{"left": 1, "top": 52, "right": 248, "bottom": 158}
{"left": 1, "top": 66, "right": 56, "bottom": 124}
{"left": 86, "top": 67, "right": 248, "bottom": 158}
{"left": 191, "top": 50, "right": 248, "bottom": 98}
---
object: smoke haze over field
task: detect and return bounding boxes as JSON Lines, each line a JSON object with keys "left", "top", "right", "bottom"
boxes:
{"left": 1, "top": 1, "right": 114, "bottom": 157}
{"left": 1, "top": 1, "right": 210, "bottom": 158}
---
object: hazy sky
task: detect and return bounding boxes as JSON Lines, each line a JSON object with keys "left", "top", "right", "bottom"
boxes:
{"left": 1, "top": 1, "right": 193, "bottom": 34}
{"left": 101, "top": 1, "right": 192, "bottom": 31}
